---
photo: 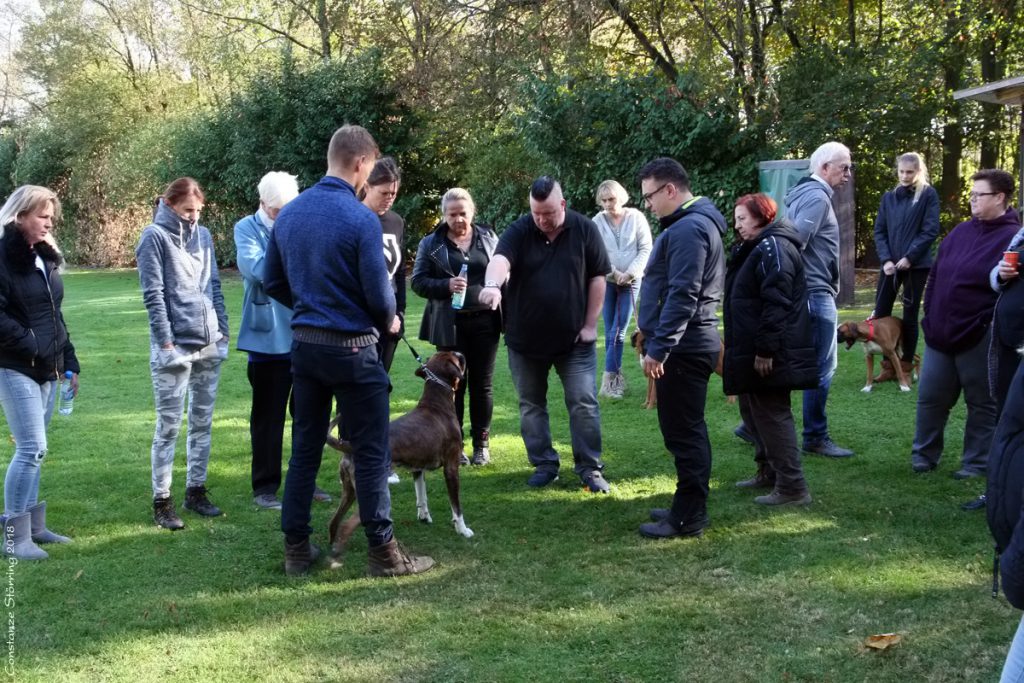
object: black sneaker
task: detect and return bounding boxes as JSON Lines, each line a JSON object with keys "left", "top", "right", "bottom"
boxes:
{"left": 733, "top": 423, "right": 755, "bottom": 444}
{"left": 183, "top": 486, "right": 222, "bottom": 517}
{"left": 153, "top": 496, "right": 185, "bottom": 530}
{"left": 961, "top": 494, "right": 987, "bottom": 511}
{"left": 639, "top": 515, "right": 707, "bottom": 539}
{"left": 802, "top": 438, "right": 854, "bottom": 458}
{"left": 526, "top": 469, "right": 559, "bottom": 488}
{"left": 912, "top": 460, "right": 937, "bottom": 473}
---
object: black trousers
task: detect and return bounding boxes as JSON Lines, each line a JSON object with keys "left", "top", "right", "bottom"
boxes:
{"left": 247, "top": 359, "right": 293, "bottom": 496}
{"left": 874, "top": 268, "right": 929, "bottom": 361}
{"left": 738, "top": 390, "right": 807, "bottom": 495}
{"left": 440, "top": 311, "right": 500, "bottom": 447}
{"left": 655, "top": 351, "right": 717, "bottom": 524}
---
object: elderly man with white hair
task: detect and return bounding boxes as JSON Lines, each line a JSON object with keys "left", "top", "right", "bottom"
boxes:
{"left": 784, "top": 141, "right": 856, "bottom": 459}
{"left": 234, "top": 171, "right": 329, "bottom": 509}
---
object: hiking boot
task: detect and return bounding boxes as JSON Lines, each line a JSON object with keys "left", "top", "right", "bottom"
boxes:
{"left": 802, "top": 438, "right": 854, "bottom": 458}
{"left": 153, "top": 496, "right": 185, "bottom": 530}
{"left": 527, "top": 469, "right": 559, "bottom": 488}
{"left": 28, "top": 501, "right": 71, "bottom": 544}
{"left": 614, "top": 371, "right": 627, "bottom": 396}
{"left": 638, "top": 514, "right": 708, "bottom": 539}
{"left": 874, "top": 359, "right": 896, "bottom": 383}
{"left": 599, "top": 372, "right": 616, "bottom": 398}
{"left": 754, "top": 490, "right": 812, "bottom": 506}
{"left": 459, "top": 452, "right": 471, "bottom": 466}
{"left": 649, "top": 508, "right": 670, "bottom": 522}
{"left": 581, "top": 471, "right": 610, "bottom": 494}
{"left": 313, "top": 486, "right": 333, "bottom": 503}
{"left": 470, "top": 446, "right": 490, "bottom": 466}
{"left": 736, "top": 464, "right": 775, "bottom": 489}
{"left": 284, "top": 536, "right": 320, "bottom": 576}
{"left": 183, "top": 485, "right": 222, "bottom": 517}
{"left": 253, "top": 493, "right": 282, "bottom": 510}
{"left": 367, "top": 538, "right": 435, "bottom": 577}
{"left": 912, "top": 458, "right": 937, "bottom": 473}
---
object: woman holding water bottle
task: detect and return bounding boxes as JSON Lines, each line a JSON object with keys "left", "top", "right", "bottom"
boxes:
{"left": 412, "top": 188, "right": 501, "bottom": 465}
{"left": 0, "top": 185, "right": 80, "bottom": 560}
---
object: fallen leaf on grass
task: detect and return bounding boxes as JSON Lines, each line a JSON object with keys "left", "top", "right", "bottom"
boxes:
{"left": 73, "top": 569, "right": 83, "bottom": 580}
{"left": 864, "top": 633, "right": 901, "bottom": 650}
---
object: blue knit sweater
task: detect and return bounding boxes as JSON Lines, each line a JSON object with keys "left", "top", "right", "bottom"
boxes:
{"left": 264, "top": 176, "right": 395, "bottom": 337}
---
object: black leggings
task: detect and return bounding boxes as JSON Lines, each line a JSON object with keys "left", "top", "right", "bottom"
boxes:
{"left": 874, "top": 268, "right": 929, "bottom": 361}
{"left": 441, "top": 311, "right": 500, "bottom": 447}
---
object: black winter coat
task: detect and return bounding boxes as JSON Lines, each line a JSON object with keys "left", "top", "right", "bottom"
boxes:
{"left": 0, "top": 226, "right": 80, "bottom": 384}
{"left": 987, "top": 364, "right": 1024, "bottom": 608}
{"left": 722, "top": 221, "right": 817, "bottom": 395}
{"left": 411, "top": 222, "right": 500, "bottom": 348}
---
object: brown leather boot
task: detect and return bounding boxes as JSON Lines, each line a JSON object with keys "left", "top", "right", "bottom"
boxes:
{"left": 873, "top": 359, "right": 896, "bottom": 383}
{"left": 735, "top": 464, "right": 775, "bottom": 489}
{"left": 367, "top": 539, "right": 435, "bottom": 577}
{"left": 284, "top": 536, "right": 320, "bottom": 576}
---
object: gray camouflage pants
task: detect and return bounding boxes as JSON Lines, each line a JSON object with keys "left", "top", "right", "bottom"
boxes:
{"left": 149, "top": 344, "right": 223, "bottom": 499}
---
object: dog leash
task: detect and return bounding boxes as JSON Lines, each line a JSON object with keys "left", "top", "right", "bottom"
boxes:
{"left": 399, "top": 333, "right": 456, "bottom": 393}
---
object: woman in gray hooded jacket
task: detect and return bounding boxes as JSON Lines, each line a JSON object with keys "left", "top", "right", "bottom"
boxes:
{"left": 136, "top": 177, "right": 228, "bottom": 530}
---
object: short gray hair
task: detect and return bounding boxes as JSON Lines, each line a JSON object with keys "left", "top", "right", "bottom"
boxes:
{"left": 0, "top": 185, "right": 62, "bottom": 239}
{"left": 595, "top": 179, "right": 628, "bottom": 206}
{"left": 441, "top": 187, "right": 475, "bottom": 215}
{"left": 258, "top": 171, "right": 299, "bottom": 209}
{"left": 809, "top": 141, "right": 851, "bottom": 175}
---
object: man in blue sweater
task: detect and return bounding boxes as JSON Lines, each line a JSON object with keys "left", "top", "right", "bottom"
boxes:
{"left": 264, "top": 125, "right": 433, "bottom": 577}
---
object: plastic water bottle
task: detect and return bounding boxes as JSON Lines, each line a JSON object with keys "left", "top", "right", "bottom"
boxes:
{"left": 451, "top": 263, "right": 469, "bottom": 310}
{"left": 58, "top": 371, "right": 74, "bottom": 416}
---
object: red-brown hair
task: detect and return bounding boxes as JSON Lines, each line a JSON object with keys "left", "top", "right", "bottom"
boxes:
{"left": 734, "top": 193, "right": 777, "bottom": 227}
{"left": 161, "top": 177, "right": 206, "bottom": 207}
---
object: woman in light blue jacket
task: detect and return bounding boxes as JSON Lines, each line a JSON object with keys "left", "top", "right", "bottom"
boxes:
{"left": 235, "top": 172, "right": 328, "bottom": 509}
{"left": 593, "top": 179, "right": 652, "bottom": 399}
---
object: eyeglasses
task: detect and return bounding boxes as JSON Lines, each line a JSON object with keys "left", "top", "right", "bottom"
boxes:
{"left": 830, "top": 162, "right": 855, "bottom": 174}
{"left": 641, "top": 183, "right": 669, "bottom": 204}
{"left": 969, "top": 191, "right": 999, "bottom": 200}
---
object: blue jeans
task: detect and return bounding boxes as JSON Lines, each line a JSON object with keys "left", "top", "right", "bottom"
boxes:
{"left": 602, "top": 282, "right": 639, "bottom": 373}
{"left": 282, "top": 341, "right": 393, "bottom": 546}
{"left": 1003, "top": 614, "right": 1024, "bottom": 682}
{"left": 802, "top": 291, "right": 838, "bottom": 445}
{"left": 507, "top": 342, "right": 603, "bottom": 477}
{"left": 0, "top": 369, "right": 56, "bottom": 514}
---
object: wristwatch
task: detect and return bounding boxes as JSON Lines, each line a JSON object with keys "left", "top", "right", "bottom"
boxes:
{"left": 484, "top": 280, "right": 501, "bottom": 289}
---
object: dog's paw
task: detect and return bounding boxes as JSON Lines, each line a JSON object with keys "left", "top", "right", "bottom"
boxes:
{"left": 417, "top": 510, "right": 433, "bottom": 524}
{"left": 452, "top": 516, "right": 474, "bottom": 538}
{"left": 899, "top": 384, "right": 911, "bottom": 392}
{"left": 861, "top": 385, "right": 873, "bottom": 393}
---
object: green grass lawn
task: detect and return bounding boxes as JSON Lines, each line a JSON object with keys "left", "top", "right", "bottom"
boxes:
{"left": 9, "top": 269, "right": 1015, "bottom": 681}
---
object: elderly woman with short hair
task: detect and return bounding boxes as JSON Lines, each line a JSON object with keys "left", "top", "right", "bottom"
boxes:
{"left": 592, "top": 179, "right": 652, "bottom": 399}
{"left": 412, "top": 188, "right": 500, "bottom": 465}
{"left": 234, "top": 171, "right": 308, "bottom": 510}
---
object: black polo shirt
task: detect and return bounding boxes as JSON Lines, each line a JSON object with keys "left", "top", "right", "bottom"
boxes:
{"left": 496, "top": 209, "right": 610, "bottom": 359}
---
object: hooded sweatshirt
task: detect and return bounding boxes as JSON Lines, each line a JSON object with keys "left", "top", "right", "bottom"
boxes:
{"left": 921, "top": 208, "right": 1021, "bottom": 354}
{"left": 784, "top": 176, "right": 840, "bottom": 296}
{"left": 637, "top": 197, "right": 726, "bottom": 361}
{"left": 136, "top": 199, "right": 228, "bottom": 348}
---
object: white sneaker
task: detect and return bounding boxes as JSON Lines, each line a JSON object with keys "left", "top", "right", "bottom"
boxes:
{"left": 387, "top": 471, "right": 400, "bottom": 485}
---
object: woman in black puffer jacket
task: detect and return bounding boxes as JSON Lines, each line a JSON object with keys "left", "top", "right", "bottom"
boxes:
{"left": 723, "top": 193, "right": 817, "bottom": 506}
{"left": 0, "top": 185, "right": 80, "bottom": 560}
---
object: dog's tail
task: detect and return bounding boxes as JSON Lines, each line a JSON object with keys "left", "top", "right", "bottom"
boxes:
{"left": 326, "top": 414, "right": 354, "bottom": 454}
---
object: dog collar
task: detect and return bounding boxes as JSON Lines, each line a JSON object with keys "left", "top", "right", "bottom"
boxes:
{"left": 421, "top": 366, "right": 455, "bottom": 392}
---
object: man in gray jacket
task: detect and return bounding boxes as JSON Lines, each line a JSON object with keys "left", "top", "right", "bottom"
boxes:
{"left": 784, "top": 141, "right": 855, "bottom": 458}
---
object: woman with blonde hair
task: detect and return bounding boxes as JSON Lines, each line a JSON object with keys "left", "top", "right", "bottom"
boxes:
{"left": 0, "top": 185, "right": 80, "bottom": 559}
{"left": 592, "top": 179, "right": 652, "bottom": 398}
{"left": 872, "top": 152, "right": 940, "bottom": 382}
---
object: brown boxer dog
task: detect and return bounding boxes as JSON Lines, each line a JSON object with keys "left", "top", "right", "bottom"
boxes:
{"left": 325, "top": 350, "right": 470, "bottom": 566}
{"left": 836, "top": 316, "right": 915, "bottom": 393}
{"left": 630, "top": 330, "right": 728, "bottom": 409}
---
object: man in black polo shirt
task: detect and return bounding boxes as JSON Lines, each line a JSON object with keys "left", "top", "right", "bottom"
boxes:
{"left": 478, "top": 177, "right": 612, "bottom": 493}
